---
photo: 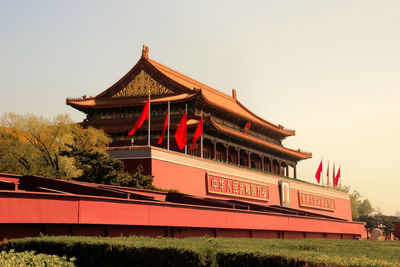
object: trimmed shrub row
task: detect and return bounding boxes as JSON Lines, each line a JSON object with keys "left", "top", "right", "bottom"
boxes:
{"left": 2, "top": 236, "right": 399, "bottom": 267}
{"left": 1, "top": 237, "right": 205, "bottom": 267}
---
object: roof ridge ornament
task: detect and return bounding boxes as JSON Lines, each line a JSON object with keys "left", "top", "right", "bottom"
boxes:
{"left": 232, "top": 89, "right": 237, "bottom": 101}
{"left": 142, "top": 45, "right": 149, "bottom": 59}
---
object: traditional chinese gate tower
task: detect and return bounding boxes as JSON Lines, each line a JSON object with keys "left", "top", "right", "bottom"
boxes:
{"left": 66, "top": 46, "right": 354, "bottom": 223}
{"left": 67, "top": 46, "right": 310, "bottom": 179}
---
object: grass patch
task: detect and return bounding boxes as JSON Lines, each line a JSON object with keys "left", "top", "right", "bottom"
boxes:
{"left": 1, "top": 236, "right": 399, "bottom": 266}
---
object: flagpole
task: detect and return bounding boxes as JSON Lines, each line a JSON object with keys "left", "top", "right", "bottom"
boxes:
{"left": 185, "top": 104, "right": 187, "bottom": 155}
{"left": 148, "top": 92, "right": 151, "bottom": 146}
{"left": 200, "top": 110, "right": 203, "bottom": 159}
{"left": 167, "top": 101, "right": 170, "bottom": 150}
{"left": 321, "top": 157, "right": 323, "bottom": 186}
{"left": 327, "top": 159, "right": 329, "bottom": 187}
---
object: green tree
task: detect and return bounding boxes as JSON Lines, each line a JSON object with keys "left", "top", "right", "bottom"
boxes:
{"left": 359, "top": 199, "right": 374, "bottom": 218}
{"left": 0, "top": 113, "right": 110, "bottom": 178}
{"left": 373, "top": 213, "right": 400, "bottom": 239}
{"left": 335, "top": 186, "right": 375, "bottom": 221}
{"left": 350, "top": 190, "right": 362, "bottom": 221}
{"left": 0, "top": 112, "right": 155, "bottom": 189}
{"left": 60, "top": 144, "right": 154, "bottom": 189}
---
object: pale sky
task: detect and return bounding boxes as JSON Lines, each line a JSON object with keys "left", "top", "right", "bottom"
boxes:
{"left": 1, "top": 0, "right": 399, "bottom": 215}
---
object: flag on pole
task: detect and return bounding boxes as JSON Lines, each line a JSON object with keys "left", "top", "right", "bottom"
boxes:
{"left": 315, "top": 160, "right": 322, "bottom": 184}
{"left": 243, "top": 122, "right": 251, "bottom": 134}
{"left": 174, "top": 111, "right": 187, "bottom": 150}
{"left": 332, "top": 162, "right": 335, "bottom": 186}
{"left": 190, "top": 115, "right": 203, "bottom": 149}
{"left": 167, "top": 101, "right": 170, "bottom": 150}
{"left": 128, "top": 97, "right": 150, "bottom": 136}
{"left": 148, "top": 93, "right": 151, "bottom": 146}
{"left": 157, "top": 110, "right": 169, "bottom": 144}
{"left": 184, "top": 105, "right": 188, "bottom": 154}
{"left": 326, "top": 161, "right": 330, "bottom": 187}
{"left": 334, "top": 167, "right": 341, "bottom": 187}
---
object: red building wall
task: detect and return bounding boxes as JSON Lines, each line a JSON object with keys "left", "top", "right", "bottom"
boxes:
{"left": 0, "top": 190, "right": 364, "bottom": 240}
{"left": 120, "top": 147, "right": 354, "bottom": 221}
{"left": 0, "top": 172, "right": 365, "bottom": 240}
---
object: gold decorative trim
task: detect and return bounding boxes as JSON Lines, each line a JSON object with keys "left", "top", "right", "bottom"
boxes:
{"left": 112, "top": 70, "right": 173, "bottom": 98}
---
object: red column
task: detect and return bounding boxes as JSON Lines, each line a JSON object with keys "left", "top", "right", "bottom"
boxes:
{"left": 213, "top": 141, "right": 217, "bottom": 160}
{"left": 272, "top": 160, "right": 276, "bottom": 174}
{"left": 286, "top": 165, "right": 289, "bottom": 177}
{"left": 294, "top": 165, "right": 297, "bottom": 179}
{"left": 261, "top": 156, "right": 264, "bottom": 171}
{"left": 237, "top": 148, "right": 241, "bottom": 165}
{"left": 277, "top": 160, "right": 281, "bottom": 175}
{"left": 248, "top": 152, "right": 251, "bottom": 168}
{"left": 225, "top": 145, "right": 229, "bottom": 163}
{"left": 270, "top": 159, "right": 273, "bottom": 173}
{"left": 269, "top": 158, "right": 272, "bottom": 172}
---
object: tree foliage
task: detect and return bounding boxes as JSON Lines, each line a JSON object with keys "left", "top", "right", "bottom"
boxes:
{"left": 0, "top": 113, "right": 154, "bottom": 189}
{"left": 334, "top": 185, "right": 374, "bottom": 221}
{"left": 0, "top": 113, "right": 110, "bottom": 178}
{"left": 335, "top": 185, "right": 399, "bottom": 238}
{"left": 60, "top": 144, "right": 154, "bottom": 189}
{"left": 361, "top": 213, "right": 400, "bottom": 239}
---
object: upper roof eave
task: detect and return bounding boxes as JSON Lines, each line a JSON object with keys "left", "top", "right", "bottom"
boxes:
{"left": 146, "top": 57, "right": 295, "bottom": 137}
{"left": 198, "top": 94, "right": 295, "bottom": 138}
{"left": 66, "top": 92, "right": 199, "bottom": 110}
{"left": 207, "top": 117, "right": 311, "bottom": 160}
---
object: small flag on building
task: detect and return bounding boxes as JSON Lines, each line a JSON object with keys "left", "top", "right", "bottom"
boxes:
{"left": 243, "top": 122, "right": 251, "bottom": 134}
{"left": 190, "top": 115, "right": 203, "bottom": 150}
{"left": 128, "top": 97, "right": 150, "bottom": 136}
{"left": 174, "top": 111, "right": 187, "bottom": 150}
{"left": 334, "top": 167, "right": 341, "bottom": 187}
{"left": 157, "top": 110, "right": 169, "bottom": 144}
{"left": 315, "top": 160, "right": 322, "bottom": 184}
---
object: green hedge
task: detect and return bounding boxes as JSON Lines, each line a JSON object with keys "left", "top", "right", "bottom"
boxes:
{"left": 0, "top": 249, "right": 75, "bottom": 267}
{"left": 2, "top": 236, "right": 400, "bottom": 267}
{"left": 1, "top": 236, "right": 205, "bottom": 267}
{"left": 215, "top": 252, "right": 314, "bottom": 267}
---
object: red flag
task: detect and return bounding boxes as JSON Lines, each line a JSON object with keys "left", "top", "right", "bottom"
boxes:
{"left": 243, "top": 122, "right": 251, "bottom": 134}
{"left": 128, "top": 97, "right": 150, "bottom": 136}
{"left": 157, "top": 110, "right": 168, "bottom": 144}
{"left": 315, "top": 160, "right": 322, "bottom": 184}
{"left": 326, "top": 161, "right": 330, "bottom": 186}
{"left": 332, "top": 163, "right": 335, "bottom": 186}
{"left": 174, "top": 112, "right": 187, "bottom": 150}
{"left": 190, "top": 116, "right": 203, "bottom": 149}
{"left": 334, "top": 167, "right": 341, "bottom": 187}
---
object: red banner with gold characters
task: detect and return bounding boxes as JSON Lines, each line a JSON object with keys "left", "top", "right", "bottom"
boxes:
{"left": 298, "top": 191, "right": 335, "bottom": 211}
{"left": 206, "top": 173, "right": 269, "bottom": 201}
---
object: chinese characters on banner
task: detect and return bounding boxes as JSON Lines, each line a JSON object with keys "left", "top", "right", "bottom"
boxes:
{"left": 298, "top": 192, "right": 335, "bottom": 211}
{"left": 206, "top": 174, "right": 269, "bottom": 201}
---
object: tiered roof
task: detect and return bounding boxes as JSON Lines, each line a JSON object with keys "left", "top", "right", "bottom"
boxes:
{"left": 67, "top": 47, "right": 294, "bottom": 138}
{"left": 67, "top": 46, "right": 311, "bottom": 160}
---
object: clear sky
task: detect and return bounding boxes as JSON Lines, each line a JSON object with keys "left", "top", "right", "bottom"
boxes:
{"left": 1, "top": 0, "right": 399, "bottom": 215}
